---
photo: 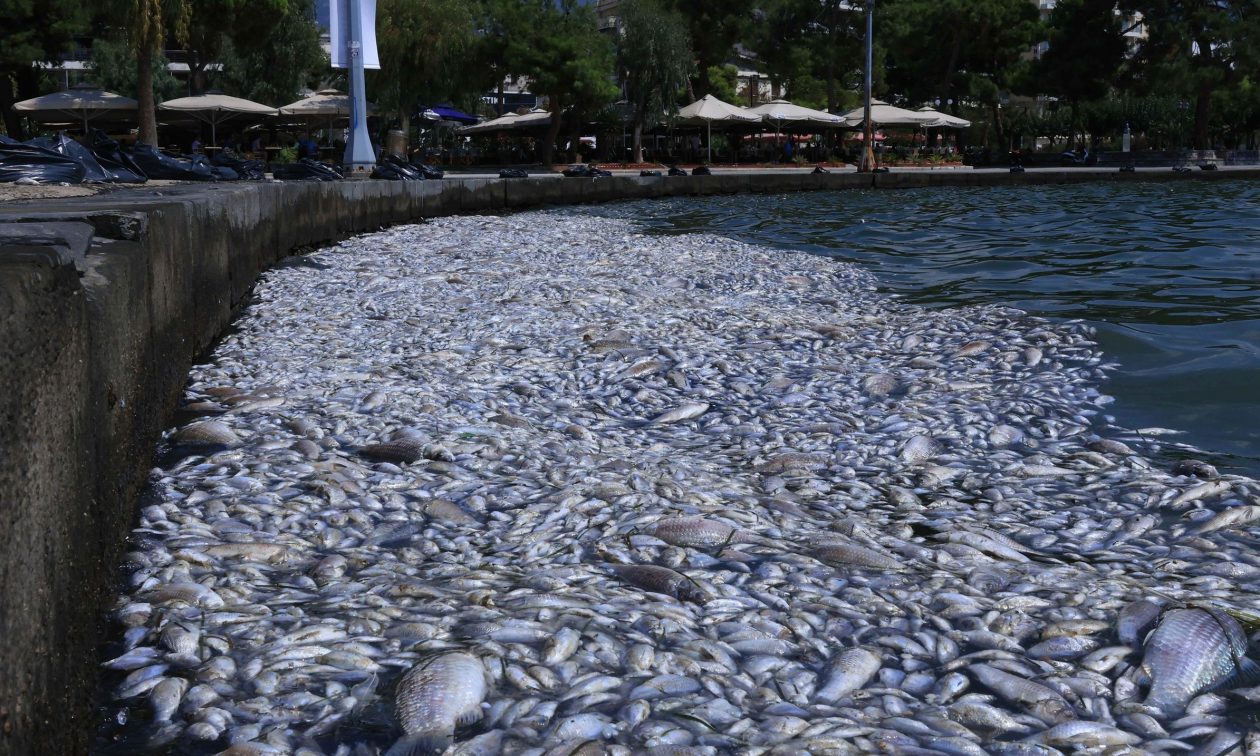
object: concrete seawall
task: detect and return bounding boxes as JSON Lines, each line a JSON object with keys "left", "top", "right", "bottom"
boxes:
{"left": 0, "top": 166, "right": 1254, "bottom": 753}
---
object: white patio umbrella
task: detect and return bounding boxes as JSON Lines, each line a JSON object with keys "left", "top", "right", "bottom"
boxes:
{"left": 915, "top": 106, "right": 971, "bottom": 128}
{"left": 677, "top": 94, "right": 761, "bottom": 162}
{"left": 458, "top": 109, "right": 550, "bottom": 135}
{"left": 278, "top": 89, "right": 378, "bottom": 136}
{"left": 747, "top": 99, "right": 845, "bottom": 157}
{"left": 841, "top": 98, "right": 937, "bottom": 127}
{"left": 13, "top": 84, "right": 138, "bottom": 134}
{"left": 159, "top": 93, "right": 277, "bottom": 145}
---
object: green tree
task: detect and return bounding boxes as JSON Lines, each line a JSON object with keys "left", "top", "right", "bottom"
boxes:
{"left": 616, "top": 0, "right": 693, "bottom": 163}
{"left": 182, "top": 0, "right": 292, "bottom": 95}
{"left": 1122, "top": 0, "right": 1260, "bottom": 149}
{"left": 218, "top": 0, "right": 325, "bottom": 106}
{"left": 1034, "top": 0, "right": 1127, "bottom": 143}
{"left": 665, "top": 0, "right": 754, "bottom": 98}
{"left": 500, "top": 0, "right": 617, "bottom": 165}
{"left": 0, "top": 0, "right": 88, "bottom": 138}
{"left": 706, "top": 64, "right": 738, "bottom": 104}
{"left": 90, "top": 36, "right": 183, "bottom": 104}
{"left": 884, "top": 0, "right": 1040, "bottom": 145}
{"left": 373, "top": 0, "right": 475, "bottom": 141}
{"left": 749, "top": 0, "right": 863, "bottom": 112}
{"left": 121, "top": 0, "right": 191, "bottom": 145}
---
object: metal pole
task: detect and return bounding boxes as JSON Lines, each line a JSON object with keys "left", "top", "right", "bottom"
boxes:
{"left": 343, "top": 0, "right": 376, "bottom": 175}
{"left": 860, "top": 0, "right": 875, "bottom": 172}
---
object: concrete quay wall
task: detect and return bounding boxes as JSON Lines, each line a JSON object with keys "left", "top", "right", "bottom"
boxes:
{"left": 0, "top": 166, "right": 1255, "bottom": 754}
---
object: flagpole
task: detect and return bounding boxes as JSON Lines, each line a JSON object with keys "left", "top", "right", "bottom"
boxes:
{"left": 343, "top": 0, "right": 376, "bottom": 175}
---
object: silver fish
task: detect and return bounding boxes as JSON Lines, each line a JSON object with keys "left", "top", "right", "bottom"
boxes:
{"left": 1141, "top": 608, "right": 1256, "bottom": 718}
{"left": 388, "top": 652, "right": 489, "bottom": 756}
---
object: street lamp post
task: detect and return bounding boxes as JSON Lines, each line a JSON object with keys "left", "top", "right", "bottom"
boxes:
{"left": 343, "top": 0, "right": 376, "bottom": 176}
{"left": 859, "top": 0, "right": 875, "bottom": 172}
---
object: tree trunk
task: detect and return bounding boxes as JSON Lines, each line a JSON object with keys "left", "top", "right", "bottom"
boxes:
{"left": 632, "top": 111, "right": 644, "bottom": 164}
{"left": 1193, "top": 85, "right": 1211, "bottom": 150}
{"left": 0, "top": 73, "right": 26, "bottom": 140}
{"left": 137, "top": 45, "right": 158, "bottom": 146}
{"left": 539, "top": 97, "right": 563, "bottom": 166}
{"left": 567, "top": 114, "right": 582, "bottom": 163}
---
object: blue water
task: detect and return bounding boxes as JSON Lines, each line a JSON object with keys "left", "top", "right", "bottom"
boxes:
{"left": 586, "top": 180, "right": 1260, "bottom": 475}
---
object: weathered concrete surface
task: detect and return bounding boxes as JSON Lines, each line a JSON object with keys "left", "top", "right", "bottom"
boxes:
{"left": 0, "top": 167, "right": 1258, "bottom": 754}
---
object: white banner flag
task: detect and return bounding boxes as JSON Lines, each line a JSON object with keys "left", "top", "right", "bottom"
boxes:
{"left": 329, "top": 0, "right": 380, "bottom": 70}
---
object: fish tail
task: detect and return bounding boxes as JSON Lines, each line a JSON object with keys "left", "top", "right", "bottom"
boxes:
{"left": 1142, "top": 687, "right": 1183, "bottom": 719}
{"left": 385, "top": 732, "right": 453, "bottom": 756}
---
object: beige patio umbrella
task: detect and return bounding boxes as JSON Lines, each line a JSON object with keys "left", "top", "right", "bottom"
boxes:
{"left": 677, "top": 94, "right": 761, "bottom": 162}
{"left": 458, "top": 109, "right": 550, "bottom": 135}
{"left": 748, "top": 99, "right": 845, "bottom": 155}
{"left": 278, "top": 89, "right": 378, "bottom": 136}
{"left": 159, "top": 92, "right": 277, "bottom": 145}
{"left": 915, "top": 106, "right": 971, "bottom": 128}
{"left": 13, "top": 83, "right": 138, "bottom": 134}
{"left": 841, "top": 99, "right": 937, "bottom": 127}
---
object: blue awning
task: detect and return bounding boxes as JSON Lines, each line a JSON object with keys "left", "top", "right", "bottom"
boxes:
{"left": 419, "top": 105, "right": 478, "bottom": 125}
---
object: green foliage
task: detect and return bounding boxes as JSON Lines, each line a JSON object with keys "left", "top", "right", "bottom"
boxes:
{"left": 274, "top": 143, "right": 297, "bottom": 163}
{"left": 883, "top": 0, "right": 1041, "bottom": 106}
{"left": 706, "top": 64, "right": 738, "bottom": 104}
{"left": 496, "top": 0, "right": 617, "bottom": 163}
{"left": 664, "top": 0, "right": 754, "bottom": 97}
{"left": 0, "top": 0, "right": 86, "bottom": 70}
{"left": 617, "top": 0, "right": 693, "bottom": 122}
{"left": 90, "top": 36, "right": 183, "bottom": 102}
{"left": 218, "top": 0, "right": 324, "bottom": 105}
{"left": 748, "top": 0, "right": 862, "bottom": 112}
{"left": 372, "top": 0, "right": 476, "bottom": 122}
{"left": 183, "top": 0, "right": 292, "bottom": 92}
{"left": 1035, "top": 0, "right": 1126, "bottom": 109}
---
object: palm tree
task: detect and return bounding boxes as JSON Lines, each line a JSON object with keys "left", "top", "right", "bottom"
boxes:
{"left": 129, "top": 0, "right": 188, "bottom": 145}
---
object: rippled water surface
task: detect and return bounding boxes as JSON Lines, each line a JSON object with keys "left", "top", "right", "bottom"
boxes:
{"left": 588, "top": 180, "right": 1260, "bottom": 474}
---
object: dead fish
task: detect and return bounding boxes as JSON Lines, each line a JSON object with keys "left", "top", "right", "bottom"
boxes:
{"left": 609, "top": 564, "right": 708, "bottom": 603}
{"left": 863, "top": 373, "right": 901, "bottom": 397}
{"left": 361, "top": 437, "right": 426, "bottom": 464}
{"left": 815, "top": 647, "right": 881, "bottom": 703}
{"left": 1171, "top": 459, "right": 1219, "bottom": 480}
{"left": 172, "top": 421, "right": 240, "bottom": 448}
{"left": 1141, "top": 607, "right": 1259, "bottom": 718}
{"left": 1192, "top": 505, "right": 1260, "bottom": 535}
{"left": 489, "top": 413, "right": 532, "bottom": 430}
{"left": 649, "top": 402, "right": 710, "bottom": 425}
{"left": 901, "top": 435, "right": 941, "bottom": 464}
{"left": 953, "top": 340, "right": 991, "bottom": 357}
{"left": 1117, "top": 599, "right": 1163, "bottom": 647}
{"left": 969, "top": 664, "right": 1075, "bottom": 725}
{"left": 420, "top": 498, "right": 480, "bottom": 526}
{"left": 649, "top": 517, "right": 770, "bottom": 550}
{"left": 388, "top": 652, "right": 488, "bottom": 756}
{"left": 813, "top": 542, "right": 906, "bottom": 571}
{"left": 619, "top": 359, "right": 667, "bottom": 379}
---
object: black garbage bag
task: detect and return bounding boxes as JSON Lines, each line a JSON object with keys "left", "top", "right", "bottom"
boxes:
{"left": 407, "top": 158, "right": 444, "bottom": 179}
{"left": 692, "top": 165, "right": 712, "bottom": 176}
{"left": 210, "top": 150, "right": 265, "bottom": 181}
{"left": 0, "top": 141, "right": 87, "bottom": 184}
{"left": 90, "top": 131, "right": 147, "bottom": 183}
{"left": 371, "top": 160, "right": 423, "bottom": 181}
{"left": 640, "top": 170, "right": 662, "bottom": 177}
{"left": 211, "top": 165, "right": 239, "bottom": 181}
{"left": 273, "top": 158, "right": 342, "bottom": 181}
{"left": 129, "top": 143, "right": 216, "bottom": 181}
{"left": 562, "top": 164, "right": 612, "bottom": 178}
{"left": 27, "top": 133, "right": 113, "bottom": 183}
{"left": 667, "top": 166, "right": 688, "bottom": 176}
{"left": 499, "top": 168, "right": 528, "bottom": 178}
{"left": 812, "top": 166, "right": 829, "bottom": 174}
{"left": 373, "top": 154, "right": 424, "bottom": 181}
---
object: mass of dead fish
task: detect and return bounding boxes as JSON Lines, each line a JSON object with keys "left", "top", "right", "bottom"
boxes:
{"left": 96, "top": 213, "right": 1260, "bottom": 755}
